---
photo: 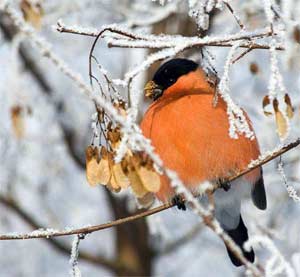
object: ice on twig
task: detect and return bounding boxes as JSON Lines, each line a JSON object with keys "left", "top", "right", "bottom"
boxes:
{"left": 69, "top": 235, "right": 83, "bottom": 277}
{"left": 55, "top": 19, "right": 98, "bottom": 36}
{"left": 245, "top": 235, "right": 296, "bottom": 277}
{"left": 218, "top": 42, "right": 254, "bottom": 140}
{"left": 278, "top": 161, "right": 300, "bottom": 202}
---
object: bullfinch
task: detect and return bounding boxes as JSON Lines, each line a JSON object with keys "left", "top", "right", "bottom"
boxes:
{"left": 140, "top": 58, "right": 267, "bottom": 266}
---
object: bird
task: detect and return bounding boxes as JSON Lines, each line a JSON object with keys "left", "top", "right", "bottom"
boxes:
{"left": 140, "top": 58, "right": 267, "bottom": 267}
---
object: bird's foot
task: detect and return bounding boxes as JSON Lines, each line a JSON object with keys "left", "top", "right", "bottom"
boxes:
{"left": 217, "top": 178, "right": 231, "bottom": 191}
{"left": 172, "top": 195, "right": 186, "bottom": 211}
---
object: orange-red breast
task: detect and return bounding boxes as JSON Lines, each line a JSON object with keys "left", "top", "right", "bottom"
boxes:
{"left": 140, "top": 58, "right": 267, "bottom": 266}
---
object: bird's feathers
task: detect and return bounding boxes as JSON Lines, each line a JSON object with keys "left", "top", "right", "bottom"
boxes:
{"left": 214, "top": 178, "right": 247, "bottom": 230}
{"left": 141, "top": 62, "right": 265, "bottom": 267}
{"left": 225, "top": 215, "right": 255, "bottom": 266}
{"left": 251, "top": 169, "right": 267, "bottom": 210}
{"left": 141, "top": 83, "right": 262, "bottom": 202}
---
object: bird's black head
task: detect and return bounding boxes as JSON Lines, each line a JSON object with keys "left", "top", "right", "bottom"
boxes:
{"left": 144, "top": 58, "right": 199, "bottom": 100}
{"left": 153, "top": 59, "right": 199, "bottom": 90}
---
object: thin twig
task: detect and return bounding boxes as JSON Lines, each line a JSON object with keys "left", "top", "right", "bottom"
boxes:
{"left": 224, "top": 2, "right": 245, "bottom": 29}
{"left": 0, "top": 194, "right": 120, "bottom": 272}
{"left": 232, "top": 48, "right": 254, "bottom": 64}
{"left": 108, "top": 41, "right": 284, "bottom": 51}
{"left": 0, "top": 203, "right": 172, "bottom": 240}
{"left": 69, "top": 235, "right": 83, "bottom": 277}
{"left": 229, "top": 139, "right": 300, "bottom": 182}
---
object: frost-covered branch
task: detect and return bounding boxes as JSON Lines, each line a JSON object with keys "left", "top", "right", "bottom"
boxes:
{"left": 1, "top": 4, "right": 131, "bottom": 132}
{"left": 70, "top": 235, "right": 83, "bottom": 277}
{"left": 224, "top": 1, "right": 245, "bottom": 30}
{"left": 217, "top": 42, "right": 255, "bottom": 139}
{"left": 245, "top": 236, "right": 296, "bottom": 277}
{"left": 0, "top": 194, "right": 121, "bottom": 271}
{"left": 162, "top": 170, "right": 262, "bottom": 276}
{"left": 277, "top": 161, "right": 300, "bottom": 202}
{"left": 2, "top": 2, "right": 300, "bottom": 275}
{"left": 56, "top": 20, "right": 99, "bottom": 37}
{"left": 121, "top": 1, "right": 178, "bottom": 28}
{"left": 0, "top": 138, "right": 298, "bottom": 241}
{"left": 56, "top": 20, "right": 284, "bottom": 51}
{"left": 0, "top": 203, "right": 172, "bottom": 240}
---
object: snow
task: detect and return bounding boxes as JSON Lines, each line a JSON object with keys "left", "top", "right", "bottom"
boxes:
{"left": 245, "top": 235, "right": 296, "bottom": 277}
{"left": 70, "top": 235, "right": 82, "bottom": 277}
{"left": 218, "top": 42, "right": 255, "bottom": 139}
{"left": 277, "top": 161, "right": 300, "bottom": 202}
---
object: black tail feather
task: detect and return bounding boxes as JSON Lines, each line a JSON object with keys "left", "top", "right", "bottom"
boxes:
{"left": 225, "top": 216, "right": 255, "bottom": 267}
{"left": 252, "top": 168, "right": 267, "bottom": 210}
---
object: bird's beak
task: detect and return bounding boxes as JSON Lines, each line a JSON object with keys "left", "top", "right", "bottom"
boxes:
{"left": 144, "top": 81, "right": 163, "bottom": 100}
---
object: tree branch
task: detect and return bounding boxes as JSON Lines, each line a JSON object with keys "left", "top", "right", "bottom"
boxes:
{"left": 0, "top": 138, "right": 298, "bottom": 241}
{"left": 0, "top": 3, "right": 297, "bottom": 274}
{"left": 56, "top": 21, "right": 284, "bottom": 51}
{"left": 0, "top": 195, "right": 123, "bottom": 273}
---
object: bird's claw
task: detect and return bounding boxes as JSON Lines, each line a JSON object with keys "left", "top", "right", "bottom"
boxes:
{"left": 217, "top": 179, "right": 231, "bottom": 191}
{"left": 172, "top": 195, "right": 186, "bottom": 211}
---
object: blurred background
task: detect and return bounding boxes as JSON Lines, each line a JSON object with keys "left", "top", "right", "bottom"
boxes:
{"left": 1, "top": 0, "right": 300, "bottom": 276}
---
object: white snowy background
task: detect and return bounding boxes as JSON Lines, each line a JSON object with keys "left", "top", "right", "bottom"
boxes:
{"left": 0, "top": 0, "right": 300, "bottom": 276}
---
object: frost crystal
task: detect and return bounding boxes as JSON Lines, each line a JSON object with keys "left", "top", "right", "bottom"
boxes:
{"left": 278, "top": 161, "right": 300, "bottom": 202}
{"left": 245, "top": 235, "right": 296, "bottom": 277}
{"left": 262, "top": 0, "right": 276, "bottom": 24}
{"left": 69, "top": 235, "right": 82, "bottom": 277}
{"left": 188, "top": 0, "right": 224, "bottom": 30}
{"left": 218, "top": 42, "right": 254, "bottom": 140}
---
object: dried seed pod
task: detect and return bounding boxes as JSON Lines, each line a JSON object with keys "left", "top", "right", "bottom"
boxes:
{"left": 273, "top": 99, "right": 288, "bottom": 139}
{"left": 86, "top": 146, "right": 111, "bottom": 186}
{"left": 11, "top": 105, "right": 24, "bottom": 139}
{"left": 97, "top": 109, "right": 105, "bottom": 122}
{"left": 114, "top": 101, "right": 127, "bottom": 117}
{"left": 97, "top": 147, "right": 111, "bottom": 185}
{"left": 129, "top": 153, "right": 161, "bottom": 193}
{"left": 127, "top": 169, "right": 149, "bottom": 197}
{"left": 20, "top": 0, "right": 43, "bottom": 29}
{"left": 138, "top": 166, "right": 161, "bottom": 192}
{"left": 106, "top": 183, "right": 121, "bottom": 193}
{"left": 110, "top": 163, "right": 130, "bottom": 189}
{"left": 86, "top": 146, "right": 101, "bottom": 186}
{"left": 284, "top": 94, "right": 294, "bottom": 119}
{"left": 107, "top": 127, "right": 121, "bottom": 143}
{"left": 107, "top": 121, "right": 113, "bottom": 131}
{"left": 262, "top": 95, "right": 273, "bottom": 116}
{"left": 137, "top": 193, "right": 155, "bottom": 209}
